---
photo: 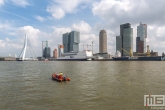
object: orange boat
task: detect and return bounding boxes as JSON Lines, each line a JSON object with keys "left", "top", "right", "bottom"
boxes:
{"left": 52, "top": 73, "right": 70, "bottom": 82}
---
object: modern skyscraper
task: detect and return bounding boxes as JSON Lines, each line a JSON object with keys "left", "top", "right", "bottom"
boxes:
{"left": 136, "top": 22, "right": 147, "bottom": 53}
{"left": 99, "top": 30, "right": 107, "bottom": 53}
{"left": 116, "top": 23, "right": 133, "bottom": 56}
{"left": 63, "top": 31, "right": 80, "bottom": 53}
{"left": 43, "top": 47, "right": 51, "bottom": 58}
{"left": 63, "top": 32, "right": 69, "bottom": 53}
{"left": 42, "top": 41, "right": 48, "bottom": 57}
{"left": 42, "top": 41, "right": 51, "bottom": 58}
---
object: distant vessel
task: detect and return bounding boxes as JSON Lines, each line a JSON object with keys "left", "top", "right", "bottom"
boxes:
{"left": 112, "top": 57, "right": 129, "bottom": 60}
{"left": 112, "top": 51, "right": 164, "bottom": 61}
{"left": 19, "top": 58, "right": 38, "bottom": 61}
{"left": 57, "top": 50, "right": 93, "bottom": 61}
{"left": 137, "top": 56, "right": 164, "bottom": 61}
{"left": 112, "top": 56, "right": 164, "bottom": 61}
{"left": 112, "top": 51, "right": 129, "bottom": 60}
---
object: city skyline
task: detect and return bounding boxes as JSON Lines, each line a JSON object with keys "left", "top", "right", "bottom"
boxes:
{"left": 0, "top": 0, "right": 165, "bottom": 57}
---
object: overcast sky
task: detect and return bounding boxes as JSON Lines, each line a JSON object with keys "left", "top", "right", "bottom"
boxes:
{"left": 0, "top": 0, "right": 165, "bottom": 57}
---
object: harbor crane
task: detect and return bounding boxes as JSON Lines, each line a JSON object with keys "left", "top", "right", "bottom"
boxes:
{"left": 87, "top": 44, "right": 91, "bottom": 50}
{"left": 121, "top": 47, "right": 133, "bottom": 57}
{"left": 135, "top": 45, "right": 150, "bottom": 57}
{"left": 81, "top": 44, "right": 91, "bottom": 51}
{"left": 121, "top": 45, "right": 150, "bottom": 57}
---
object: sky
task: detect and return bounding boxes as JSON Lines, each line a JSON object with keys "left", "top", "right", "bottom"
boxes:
{"left": 0, "top": 0, "right": 165, "bottom": 57}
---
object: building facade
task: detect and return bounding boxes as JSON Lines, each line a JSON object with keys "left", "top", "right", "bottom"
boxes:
{"left": 136, "top": 22, "right": 147, "bottom": 53}
{"left": 43, "top": 47, "right": 51, "bottom": 58}
{"left": 53, "top": 49, "right": 58, "bottom": 59}
{"left": 62, "top": 31, "right": 80, "bottom": 53}
{"left": 42, "top": 41, "right": 51, "bottom": 58}
{"left": 63, "top": 32, "right": 69, "bottom": 53}
{"left": 58, "top": 45, "right": 64, "bottom": 58}
{"left": 42, "top": 41, "right": 48, "bottom": 57}
{"left": 99, "top": 30, "right": 107, "bottom": 53}
{"left": 116, "top": 23, "right": 133, "bottom": 56}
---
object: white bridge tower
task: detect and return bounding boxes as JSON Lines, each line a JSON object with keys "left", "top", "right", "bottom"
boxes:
{"left": 19, "top": 35, "right": 27, "bottom": 61}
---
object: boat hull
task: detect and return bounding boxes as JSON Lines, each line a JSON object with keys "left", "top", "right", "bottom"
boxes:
{"left": 112, "top": 57, "right": 129, "bottom": 60}
{"left": 112, "top": 56, "right": 164, "bottom": 61}
{"left": 56, "top": 58, "right": 92, "bottom": 61}
{"left": 138, "top": 56, "right": 163, "bottom": 61}
{"left": 52, "top": 74, "right": 70, "bottom": 82}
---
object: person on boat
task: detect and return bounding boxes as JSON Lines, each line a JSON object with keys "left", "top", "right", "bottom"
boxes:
{"left": 58, "top": 72, "right": 63, "bottom": 79}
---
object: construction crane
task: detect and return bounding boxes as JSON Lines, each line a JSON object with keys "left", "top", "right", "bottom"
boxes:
{"left": 81, "top": 44, "right": 91, "bottom": 50}
{"left": 121, "top": 47, "right": 133, "bottom": 57}
{"left": 135, "top": 45, "right": 150, "bottom": 57}
{"left": 86, "top": 44, "right": 91, "bottom": 50}
{"left": 146, "top": 45, "right": 150, "bottom": 56}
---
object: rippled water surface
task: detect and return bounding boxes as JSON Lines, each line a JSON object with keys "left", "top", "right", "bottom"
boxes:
{"left": 0, "top": 61, "right": 165, "bottom": 110}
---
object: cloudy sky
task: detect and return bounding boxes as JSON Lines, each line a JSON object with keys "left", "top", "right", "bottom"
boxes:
{"left": 0, "top": 0, "right": 165, "bottom": 57}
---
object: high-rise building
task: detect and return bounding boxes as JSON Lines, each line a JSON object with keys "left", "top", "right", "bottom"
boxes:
{"left": 99, "top": 30, "right": 107, "bottom": 53}
{"left": 53, "top": 49, "right": 58, "bottom": 59}
{"left": 62, "top": 31, "right": 80, "bottom": 53}
{"left": 116, "top": 23, "right": 133, "bottom": 56}
{"left": 63, "top": 32, "right": 69, "bottom": 53}
{"left": 69, "top": 31, "right": 80, "bottom": 52}
{"left": 42, "top": 41, "right": 48, "bottom": 57}
{"left": 43, "top": 47, "right": 51, "bottom": 58}
{"left": 42, "top": 41, "right": 51, "bottom": 58}
{"left": 136, "top": 22, "right": 147, "bottom": 53}
{"left": 58, "top": 45, "right": 64, "bottom": 57}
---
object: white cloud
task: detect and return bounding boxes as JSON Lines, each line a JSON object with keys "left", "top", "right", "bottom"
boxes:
{"left": 92, "top": 0, "right": 142, "bottom": 18}
{"left": 0, "top": 40, "right": 5, "bottom": 47}
{"left": 5, "top": 38, "right": 10, "bottom": 41}
{"left": 0, "top": 21, "right": 17, "bottom": 35}
{"left": 46, "top": 0, "right": 88, "bottom": 19}
{"left": 17, "top": 26, "right": 40, "bottom": 46}
{"left": 0, "top": 0, "right": 4, "bottom": 5}
{"left": 50, "top": 27, "right": 71, "bottom": 48}
{"left": 11, "top": 0, "right": 31, "bottom": 7}
{"left": 34, "top": 15, "right": 45, "bottom": 22}
{"left": 47, "top": 7, "right": 65, "bottom": 19}
{"left": 0, "top": 38, "right": 23, "bottom": 57}
{"left": 0, "top": 21, "right": 11, "bottom": 30}
{"left": 157, "top": 26, "right": 165, "bottom": 38}
{"left": 71, "top": 21, "right": 98, "bottom": 52}
{"left": 72, "top": 21, "right": 91, "bottom": 34}
{"left": 92, "top": 0, "right": 165, "bottom": 55}
{"left": 92, "top": 0, "right": 165, "bottom": 25}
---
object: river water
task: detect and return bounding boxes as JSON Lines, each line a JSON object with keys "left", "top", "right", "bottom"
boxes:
{"left": 0, "top": 61, "right": 165, "bottom": 110}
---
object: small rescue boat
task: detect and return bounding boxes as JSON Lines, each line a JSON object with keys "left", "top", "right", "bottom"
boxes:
{"left": 52, "top": 73, "right": 70, "bottom": 82}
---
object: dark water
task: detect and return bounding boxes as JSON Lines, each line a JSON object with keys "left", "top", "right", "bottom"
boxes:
{"left": 0, "top": 61, "right": 165, "bottom": 110}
